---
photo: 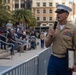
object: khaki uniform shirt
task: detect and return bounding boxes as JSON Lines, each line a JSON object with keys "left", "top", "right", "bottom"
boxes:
{"left": 49, "top": 22, "right": 76, "bottom": 55}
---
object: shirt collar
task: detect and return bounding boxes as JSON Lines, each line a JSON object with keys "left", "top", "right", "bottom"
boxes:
{"left": 56, "top": 21, "right": 71, "bottom": 29}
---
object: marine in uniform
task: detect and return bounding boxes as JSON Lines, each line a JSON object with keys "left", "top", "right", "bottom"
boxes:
{"left": 45, "top": 4, "right": 76, "bottom": 75}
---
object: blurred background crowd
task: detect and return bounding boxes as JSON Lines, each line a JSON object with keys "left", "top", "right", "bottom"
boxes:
{"left": 0, "top": 20, "right": 48, "bottom": 55}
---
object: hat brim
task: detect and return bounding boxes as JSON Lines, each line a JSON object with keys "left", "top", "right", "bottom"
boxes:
{"left": 55, "top": 9, "right": 69, "bottom": 13}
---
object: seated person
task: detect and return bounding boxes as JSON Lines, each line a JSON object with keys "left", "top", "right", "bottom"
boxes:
{"left": 17, "top": 27, "right": 23, "bottom": 39}
{"left": 23, "top": 36, "right": 30, "bottom": 50}
{"left": 7, "top": 29, "right": 24, "bottom": 55}
{"left": 0, "top": 24, "right": 7, "bottom": 49}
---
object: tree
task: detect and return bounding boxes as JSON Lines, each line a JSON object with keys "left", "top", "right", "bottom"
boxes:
{"left": 0, "top": 0, "right": 2, "bottom": 4}
{"left": 0, "top": 0, "right": 12, "bottom": 24}
{"left": 12, "top": 9, "right": 37, "bottom": 26}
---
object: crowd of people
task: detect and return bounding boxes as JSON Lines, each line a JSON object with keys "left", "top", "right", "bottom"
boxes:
{"left": 0, "top": 20, "right": 47, "bottom": 55}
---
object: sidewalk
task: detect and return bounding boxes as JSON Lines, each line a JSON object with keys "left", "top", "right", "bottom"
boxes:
{"left": 0, "top": 47, "right": 44, "bottom": 66}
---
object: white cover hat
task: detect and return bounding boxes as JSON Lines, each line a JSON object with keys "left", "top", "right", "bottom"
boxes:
{"left": 55, "top": 4, "right": 72, "bottom": 13}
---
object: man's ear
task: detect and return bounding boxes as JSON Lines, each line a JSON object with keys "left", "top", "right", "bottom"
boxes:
{"left": 65, "top": 13, "right": 69, "bottom": 18}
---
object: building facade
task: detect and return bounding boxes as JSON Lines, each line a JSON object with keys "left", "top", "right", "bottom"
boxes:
{"left": 3, "top": 0, "right": 13, "bottom": 11}
{"left": 32, "top": 0, "right": 72, "bottom": 28}
{"left": 73, "top": 0, "right": 76, "bottom": 23}
{"left": 2, "top": 0, "right": 74, "bottom": 29}
{"left": 74, "top": 0, "right": 76, "bottom": 15}
{"left": 3, "top": 0, "right": 32, "bottom": 11}
{"left": 12, "top": 0, "right": 25, "bottom": 11}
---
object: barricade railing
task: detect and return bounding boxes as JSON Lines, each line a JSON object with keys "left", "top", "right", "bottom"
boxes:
{"left": 0, "top": 47, "right": 51, "bottom": 75}
{"left": 38, "top": 47, "right": 52, "bottom": 75}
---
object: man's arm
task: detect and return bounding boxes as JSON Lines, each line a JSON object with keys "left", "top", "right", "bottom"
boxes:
{"left": 45, "top": 35, "right": 53, "bottom": 47}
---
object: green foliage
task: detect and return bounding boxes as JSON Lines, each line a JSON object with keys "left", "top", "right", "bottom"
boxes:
{"left": 0, "top": 0, "right": 12, "bottom": 23}
{"left": 0, "top": 0, "right": 37, "bottom": 26}
{"left": 12, "top": 9, "right": 37, "bottom": 26}
{"left": 0, "top": 0, "right": 2, "bottom": 5}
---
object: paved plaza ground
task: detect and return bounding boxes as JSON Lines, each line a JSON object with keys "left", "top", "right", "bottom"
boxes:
{"left": 0, "top": 39, "right": 46, "bottom": 72}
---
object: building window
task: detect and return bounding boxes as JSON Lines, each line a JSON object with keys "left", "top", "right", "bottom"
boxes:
{"left": 49, "top": 2, "right": 52, "bottom": 6}
{"left": 43, "top": 17, "right": 46, "bottom": 21}
{"left": 49, "top": 17, "right": 52, "bottom": 21}
{"left": 37, "top": 9, "right": 40, "bottom": 14}
{"left": 43, "top": 3, "right": 46, "bottom": 7}
{"left": 15, "top": 0, "right": 19, "bottom": 1}
{"left": 49, "top": 24, "right": 52, "bottom": 26}
{"left": 3, "top": 0, "right": 6, "bottom": 4}
{"left": 43, "top": 24, "right": 46, "bottom": 26}
{"left": 21, "top": 4, "right": 25, "bottom": 8}
{"left": 7, "top": 6, "right": 10, "bottom": 10}
{"left": 37, "top": 3, "right": 40, "bottom": 7}
{"left": 37, "top": 17, "right": 40, "bottom": 21}
{"left": 43, "top": 9, "right": 46, "bottom": 13}
{"left": 15, "top": 4, "right": 19, "bottom": 8}
{"left": 49, "top": 9, "right": 52, "bottom": 13}
{"left": 56, "top": 3, "right": 58, "bottom": 6}
{"left": 8, "top": 0, "right": 10, "bottom": 3}
{"left": 62, "top": 3, "right": 65, "bottom": 5}
{"left": 21, "top": 0, "right": 24, "bottom": 1}
{"left": 26, "top": 2, "right": 31, "bottom": 9}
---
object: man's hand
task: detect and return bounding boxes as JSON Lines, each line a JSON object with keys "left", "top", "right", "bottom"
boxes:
{"left": 45, "top": 29, "right": 55, "bottom": 48}
{"left": 48, "top": 29, "right": 55, "bottom": 37}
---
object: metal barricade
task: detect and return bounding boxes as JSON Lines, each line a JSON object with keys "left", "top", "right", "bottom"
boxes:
{"left": 38, "top": 47, "right": 51, "bottom": 75}
{"left": 0, "top": 56, "right": 38, "bottom": 75}
{"left": 0, "top": 47, "right": 52, "bottom": 75}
